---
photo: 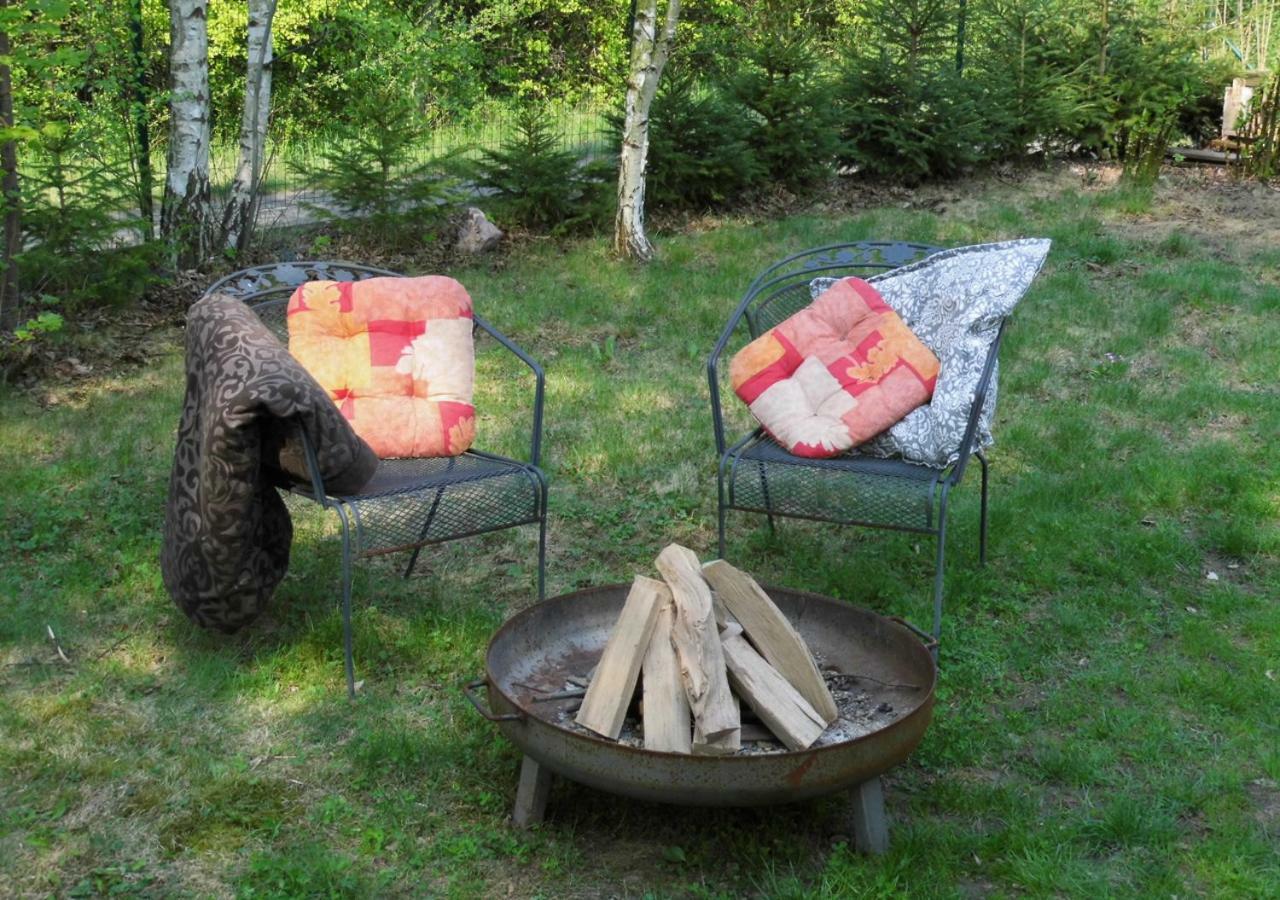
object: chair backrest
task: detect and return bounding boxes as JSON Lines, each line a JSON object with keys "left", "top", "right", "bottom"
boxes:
{"left": 201, "top": 260, "right": 403, "bottom": 341}
{"left": 744, "top": 241, "right": 940, "bottom": 337}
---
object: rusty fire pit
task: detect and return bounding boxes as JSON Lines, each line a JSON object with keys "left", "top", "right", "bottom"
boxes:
{"left": 465, "top": 584, "right": 937, "bottom": 853}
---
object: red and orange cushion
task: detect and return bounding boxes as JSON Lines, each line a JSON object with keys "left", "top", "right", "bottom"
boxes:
{"left": 729, "top": 277, "right": 940, "bottom": 458}
{"left": 286, "top": 275, "right": 476, "bottom": 459}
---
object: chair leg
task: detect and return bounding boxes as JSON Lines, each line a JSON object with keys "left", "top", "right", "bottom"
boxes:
{"left": 404, "top": 462, "right": 456, "bottom": 579}
{"left": 718, "top": 501, "right": 728, "bottom": 560}
{"left": 717, "top": 459, "right": 729, "bottom": 560}
{"left": 336, "top": 506, "right": 357, "bottom": 699}
{"left": 757, "top": 462, "right": 776, "bottom": 534}
{"left": 977, "top": 451, "right": 990, "bottom": 566}
{"left": 536, "top": 508, "right": 548, "bottom": 602}
{"left": 931, "top": 486, "right": 951, "bottom": 655}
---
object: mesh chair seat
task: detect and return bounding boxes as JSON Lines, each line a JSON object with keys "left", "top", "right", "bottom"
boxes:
{"left": 724, "top": 433, "right": 946, "bottom": 533}
{"left": 308, "top": 451, "right": 545, "bottom": 558}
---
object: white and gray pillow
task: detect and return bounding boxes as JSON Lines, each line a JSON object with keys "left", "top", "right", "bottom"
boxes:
{"left": 810, "top": 238, "right": 1052, "bottom": 466}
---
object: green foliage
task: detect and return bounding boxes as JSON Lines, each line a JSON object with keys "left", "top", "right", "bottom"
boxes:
{"left": 969, "top": 0, "right": 1106, "bottom": 158}
{"left": 1103, "top": 14, "right": 1218, "bottom": 183}
{"left": 626, "top": 69, "right": 763, "bottom": 211}
{"left": 465, "top": 104, "right": 610, "bottom": 233}
{"left": 13, "top": 309, "right": 63, "bottom": 342}
{"left": 291, "top": 88, "right": 456, "bottom": 248}
{"left": 837, "top": 56, "right": 988, "bottom": 184}
{"left": 728, "top": 22, "right": 841, "bottom": 191}
{"left": 20, "top": 120, "right": 158, "bottom": 308}
{"left": 1238, "top": 72, "right": 1280, "bottom": 181}
{"left": 205, "top": 0, "right": 629, "bottom": 140}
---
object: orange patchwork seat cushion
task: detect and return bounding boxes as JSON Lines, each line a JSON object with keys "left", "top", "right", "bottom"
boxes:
{"left": 730, "top": 278, "right": 940, "bottom": 458}
{"left": 286, "top": 275, "right": 476, "bottom": 459}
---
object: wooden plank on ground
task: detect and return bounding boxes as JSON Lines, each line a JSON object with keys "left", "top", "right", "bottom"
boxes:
{"left": 642, "top": 592, "right": 692, "bottom": 753}
{"left": 722, "top": 632, "right": 828, "bottom": 751}
{"left": 575, "top": 575, "right": 665, "bottom": 740}
{"left": 702, "top": 559, "right": 839, "bottom": 723}
{"left": 656, "top": 544, "right": 739, "bottom": 741}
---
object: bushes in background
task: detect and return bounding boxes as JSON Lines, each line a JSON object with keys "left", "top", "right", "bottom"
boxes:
{"left": 464, "top": 105, "right": 612, "bottom": 233}
{"left": 837, "top": 56, "right": 988, "bottom": 184}
{"left": 290, "top": 86, "right": 458, "bottom": 249}
{"left": 728, "top": 26, "right": 842, "bottom": 192}
{"left": 624, "top": 71, "right": 763, "bottom": 212}
{"left": 20, "top": 119, "right": 160, "bottom": 312}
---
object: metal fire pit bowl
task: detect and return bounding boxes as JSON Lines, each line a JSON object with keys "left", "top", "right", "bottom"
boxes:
{"left": 466, "top": 584, "right": 937, "bottom": 852}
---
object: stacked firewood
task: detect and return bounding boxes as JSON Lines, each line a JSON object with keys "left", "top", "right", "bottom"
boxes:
{"left": 575, "top": 544, "right": 839, "bottom": 754}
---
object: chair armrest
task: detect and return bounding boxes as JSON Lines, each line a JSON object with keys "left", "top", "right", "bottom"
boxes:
{"left": 268, "top": 417, "right": 336, "bottom": 504}
{"left": 473, "top": 313, "right": 545, "bottom": 468}
{"left": 950, "top": 318, "right": 1008, "bottom": 485}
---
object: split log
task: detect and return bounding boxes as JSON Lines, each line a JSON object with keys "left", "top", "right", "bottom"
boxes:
{"left": 693, "top": 694, "right": 740, "bottom": 755}
{"left": 722, "top": 632, "right": 828, "bottom": 751}
{"left": 702, "top": 559, "right": 839, "bottom": 723}
{"left": 575, "top": 575, "right": 666, "bottom": 739}
{"left": 656, "top": 544, "right": 738, "bottom": 740}
{"left": 739, "top": 723, "right": 776, "bottom": 743}
{"left": 642, "top": 594, "right": 691, "bottom": 753}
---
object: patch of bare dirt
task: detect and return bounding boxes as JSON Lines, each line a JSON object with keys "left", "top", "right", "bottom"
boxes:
{"left": 1120, "top": 167, "right": 1280, "bottom": 259}
{"left": 1245, "top": 778, "right": 1280, "bottom": 829}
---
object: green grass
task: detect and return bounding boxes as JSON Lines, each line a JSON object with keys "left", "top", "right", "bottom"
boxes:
{"left": 2, "top": 169, "right": 1278, "bottom": 897}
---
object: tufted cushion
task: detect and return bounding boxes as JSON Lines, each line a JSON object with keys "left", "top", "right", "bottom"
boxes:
{"left": 809, "top": 238, "right": 1051, "bottom": 465}
{"left": 287, "top": 275, "right": 476, "bottom": 459}
{"left": 730, "top": 278, "right": 941, "bottom": 458}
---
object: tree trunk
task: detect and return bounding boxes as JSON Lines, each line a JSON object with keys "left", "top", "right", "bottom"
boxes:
{"left": 1098, "top": 0, "right": 1110, "bottom": 78}
{"left": 613, "top": 0, "right": 679, "bottom": 263}
{"left": 161, "top": 0, "right": 212, "bottom": 270}
{"left": 220, "top": 0, "right": 276, "bottom": 254}
{"left": 0, "top": 10, "right": 20, "bottom": 332}
{"left": 129, "top": 0, "right": 155, "bottom": 242}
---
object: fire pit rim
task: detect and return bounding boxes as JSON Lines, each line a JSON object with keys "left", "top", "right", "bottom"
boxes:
{"left": 479, "top": 581, "right": 938, "bottom": 762}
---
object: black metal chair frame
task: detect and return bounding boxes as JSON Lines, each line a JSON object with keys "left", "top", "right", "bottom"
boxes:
{"left": 203, "top": 261, "right": 548, "bottom": 697}
{"left": 707, "top": 241, "right": 1008, "bottom": 652}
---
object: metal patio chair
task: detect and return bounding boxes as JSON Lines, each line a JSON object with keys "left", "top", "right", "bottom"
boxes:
{"left": 707, "top": 241, "right": 1006, "bottom": 653}
{"left": 203, "top": 261, "right": 548, "bottom": 697}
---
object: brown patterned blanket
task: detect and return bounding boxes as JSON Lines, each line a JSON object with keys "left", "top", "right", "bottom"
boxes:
{"left": 161, "top": 293, "right": 378, "bottom": 632}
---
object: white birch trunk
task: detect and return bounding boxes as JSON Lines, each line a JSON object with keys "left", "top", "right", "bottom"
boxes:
{"left": 161, "top": 0, "right": 211, "bottom": 268}
{"left": 221, "top": 0, "right": 276, "bottom": 253}
{"left": 613, "top": 0, "right": 679, "bottom": 262}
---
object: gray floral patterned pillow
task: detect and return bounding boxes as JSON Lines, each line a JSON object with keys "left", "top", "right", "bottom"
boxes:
{"left": 810, "top": 238, "right": 1051, "bottom": 466}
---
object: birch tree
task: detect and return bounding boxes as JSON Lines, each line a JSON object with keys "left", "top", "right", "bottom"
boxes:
{"left": 614, "top": 0, "right": 679, "bottom": 262}
{"left": 0, "top": 2, "right": 19, "bottom": 331}
{"left": 220, "top": 0, "right": 276, "bottom": 254}
{"left": 161, "top": 0, "right": 211, "bottom": 269}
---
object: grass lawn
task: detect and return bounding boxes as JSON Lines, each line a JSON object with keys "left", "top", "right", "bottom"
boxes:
{"left": 2, "top": 166, "right": 1278, "bottom": 898}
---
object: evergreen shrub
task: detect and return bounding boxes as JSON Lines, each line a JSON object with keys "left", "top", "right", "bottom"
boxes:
{"left": 836, "top": 57, "right": 988, "bottom": 184}
{"left": 465, "top": 105, "right": 611, "bottom": 233}
{"left": 728, "top": 31, "right": 841, "bottom": 191}
{"left": 618, "top": 70, "right": 763, "bottom": 211}
{"left": 291, "top": 89, "right": 457, "bottom": 247}
{"left": 20, "top": 120, "right": 159, "bottom": 310}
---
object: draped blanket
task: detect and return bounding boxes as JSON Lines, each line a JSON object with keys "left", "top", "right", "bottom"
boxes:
{"left": 161, "top": 294, "right": 378, "bottom": 632}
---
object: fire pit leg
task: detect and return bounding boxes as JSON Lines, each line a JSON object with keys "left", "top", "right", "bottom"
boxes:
{"left": 849, "top": 777, "right": 889, "bottom": 855}
{"left": 512, "top": 755, "right": 551, "bottom": 828}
